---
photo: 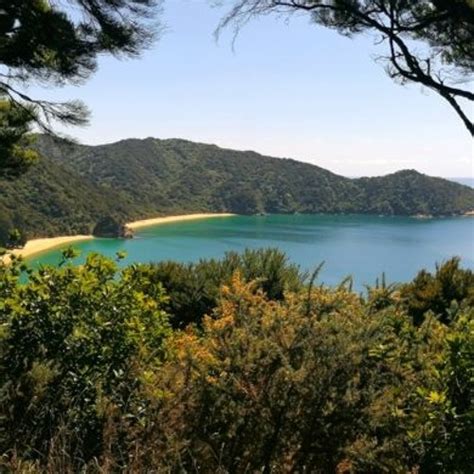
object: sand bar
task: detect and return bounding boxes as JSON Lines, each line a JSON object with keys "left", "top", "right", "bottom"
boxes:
{"left": 127, "top": 212, "right": 235, "bottom": 230}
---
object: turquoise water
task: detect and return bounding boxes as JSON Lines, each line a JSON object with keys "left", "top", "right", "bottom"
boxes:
{"left": 28, "top": 214, "right": 474, "bottom": 289}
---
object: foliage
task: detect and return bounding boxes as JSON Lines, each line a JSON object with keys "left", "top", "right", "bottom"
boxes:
{"left": 0, "top": 251, "right": 170, "bottom": 466}
{"left": 410, "top": 310, "right": 474, "bottom": 472}
{"left": 0, "top": 149, "right": 138, "bottom": 245}
{"left": 219, "top": 0, "right": 474, "bottom": 134}
{"left": 5, "top": 228, "right": 27, "bottom": 249}
{"left": 0, "top": 99, "right": 39, "bottom": 177}
{"left": 149, "top": 276, "right": 453, "bottom": 472}
{"left": 0, "top": 251, "right": 471, "bottom": 472}
{"left": 0, "top": 135, "right": 472, "bottom": 244}
{"left": 400, "top": 257, "right": 474, "bottom": 325}
{"left": 0, "top": 0, "right": 161, "bottom": 174}
{"left": 145, "top": 248, "right": 304, "bottom": 327}
{"left": 0, "top": 223, "right": 27, "bottom": 250}
{"left": 92, "top": 216, "right": 133, "bottom": 238}
{"left": 365, "top": 272, "right": 398, "bottom": 313}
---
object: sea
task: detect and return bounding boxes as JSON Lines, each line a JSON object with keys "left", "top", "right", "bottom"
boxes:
{"left": 28, "top": 214, "right": 474, "bottom": 290}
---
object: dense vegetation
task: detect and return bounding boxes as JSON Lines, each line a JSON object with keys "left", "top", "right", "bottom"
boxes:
{"left": 1, "top": 4, "right": 470, "bottom": 472}
{"left": 0, "top": 135, "right": 473, "bottom": 245}
{"left": 0, "top": 249, "right": 472, "bottom": 472}
{"left": 92, "top": 217, "right": 133, "bottom": 239}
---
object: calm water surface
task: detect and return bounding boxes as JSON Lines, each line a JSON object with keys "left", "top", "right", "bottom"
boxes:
{"left": 29, "top": 214, "right": 474, "bottom": 289}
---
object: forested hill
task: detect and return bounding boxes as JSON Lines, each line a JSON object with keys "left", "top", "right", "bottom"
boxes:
{"left": 1, "top": 135, "right": 473, "bottom": 241}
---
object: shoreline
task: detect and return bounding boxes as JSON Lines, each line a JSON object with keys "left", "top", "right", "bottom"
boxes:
{"left": 2, "top": 213, "right": 235, "bottom": 263}
{"left": 2, "top": 235, "right": 93, "bottom": 263}
{"left": 127, "top": 212, "right": 235, "bottom": 230}
{"left": 1, "top": 210, "right": 471, "bottom": 263}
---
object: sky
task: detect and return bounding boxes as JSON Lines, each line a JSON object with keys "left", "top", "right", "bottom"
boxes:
{"left": 28, "top": 0, "right": 473, "bottom": 177}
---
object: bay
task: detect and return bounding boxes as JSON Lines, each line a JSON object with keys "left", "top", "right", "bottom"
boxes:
{"left": 28, "top": 214, "right": 474, "bottom": 290}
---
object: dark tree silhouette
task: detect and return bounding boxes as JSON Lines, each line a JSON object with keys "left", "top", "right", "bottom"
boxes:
{"left": 218, "top": 0, "right": 474, "bottom": 135}
{"left": 0, "top": 0, "right": 161, "bottom": 175}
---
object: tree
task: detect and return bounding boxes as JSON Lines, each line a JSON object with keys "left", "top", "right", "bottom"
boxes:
{"left": 92, "top": 216, "right": 134, "bottom": 238}
{"left": 218, "top": 0, "right": 474, "bottom": 135}
{"left": 400, "top": 257, "right": 474, "bottom": 325}
{"left": 6, "top": 227, "right": 26, "bottom": 248}
{"left": 0, "top": 98, "right": 39, "bottom": 177}
{"left": 0, "top": 0, "right": 161, "bottom": 175}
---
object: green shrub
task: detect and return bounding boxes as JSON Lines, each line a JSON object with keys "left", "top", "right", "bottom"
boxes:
{"left": 0, "top": 251, "right": 170, "bottom": 465}
{"left": 146, "top": 248, "right": 304, "bottom": 328}
{"left": 0, "top": 251, "right": 471, "bottom": 472}
{"left": 400, "top": 257, "right": 474, "bottom": 325}
{"left": 137, "top": 276, "right": 463, "bottom": 472}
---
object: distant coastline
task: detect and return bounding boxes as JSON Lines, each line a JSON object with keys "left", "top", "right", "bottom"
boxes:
{"left": 411, "top": 210, "right": 474, "bottom": 219}
{"left": 1, "top": 210, "right": 472, "bottom": 264}
{"left": 2, "top": 213, "right": 236, "bottom": 263}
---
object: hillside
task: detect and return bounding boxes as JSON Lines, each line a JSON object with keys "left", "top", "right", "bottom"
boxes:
{"left": 0, "top": 135, "right": 473, "bottom": 242}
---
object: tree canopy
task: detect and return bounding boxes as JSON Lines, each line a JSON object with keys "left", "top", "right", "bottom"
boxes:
{"left": 218, "top": 0, "right": 474, "bottom": 135}
{"left": 0, "top": 0, "right": 161, "bottom": 175}
{"left": 0, "top": 98, "right": 39, "bottom": 177}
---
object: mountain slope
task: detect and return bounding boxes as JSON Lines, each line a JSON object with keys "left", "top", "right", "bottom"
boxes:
{"left": 0, "top": 153, "right": 139, "bottom": 241}
{"left": 0, "top": 135, "right": 473, "bottom": 242}
{"left": 355, "top": 170, "right": 474, "bottom": 216}
{"left": 39, "top": 137, "right": 363, "bottom": 214}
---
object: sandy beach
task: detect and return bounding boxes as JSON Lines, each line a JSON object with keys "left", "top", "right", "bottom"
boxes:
{"left": 127, "top": 212, "right": 235, "bottom": 229}
{"left": 2, "top": 235, "right": 93, "bottom": 263}
{"left": 2, "top": 213, "right": 235, "bottom": 263}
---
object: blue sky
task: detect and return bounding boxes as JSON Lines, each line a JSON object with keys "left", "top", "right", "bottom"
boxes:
{"left": 30, "top": 0, "right": 473, "bottom": 177}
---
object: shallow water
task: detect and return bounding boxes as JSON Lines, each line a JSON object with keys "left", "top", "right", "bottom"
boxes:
{"left": 29, "top": 214, "right": 474, "bottom": 289}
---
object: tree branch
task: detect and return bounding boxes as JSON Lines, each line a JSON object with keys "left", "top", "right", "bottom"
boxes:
{"left": 221, "top": 0, "right": 474, "bottom": 135}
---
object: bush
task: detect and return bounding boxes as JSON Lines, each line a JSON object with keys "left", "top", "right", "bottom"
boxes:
{"left": 0, "top": 252, "right": 170, "bottom": 466}
{"left": 0, "top": 251, "right": 471, "bottom": 472}
{"left": 125, "top": 275, "right": 469, "bottom": 472}
{"left": 145, "top": 248, "right": 304, "bottom": 328}
{"left": 400, "top": 257, "right": 474, "bottom": 325}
